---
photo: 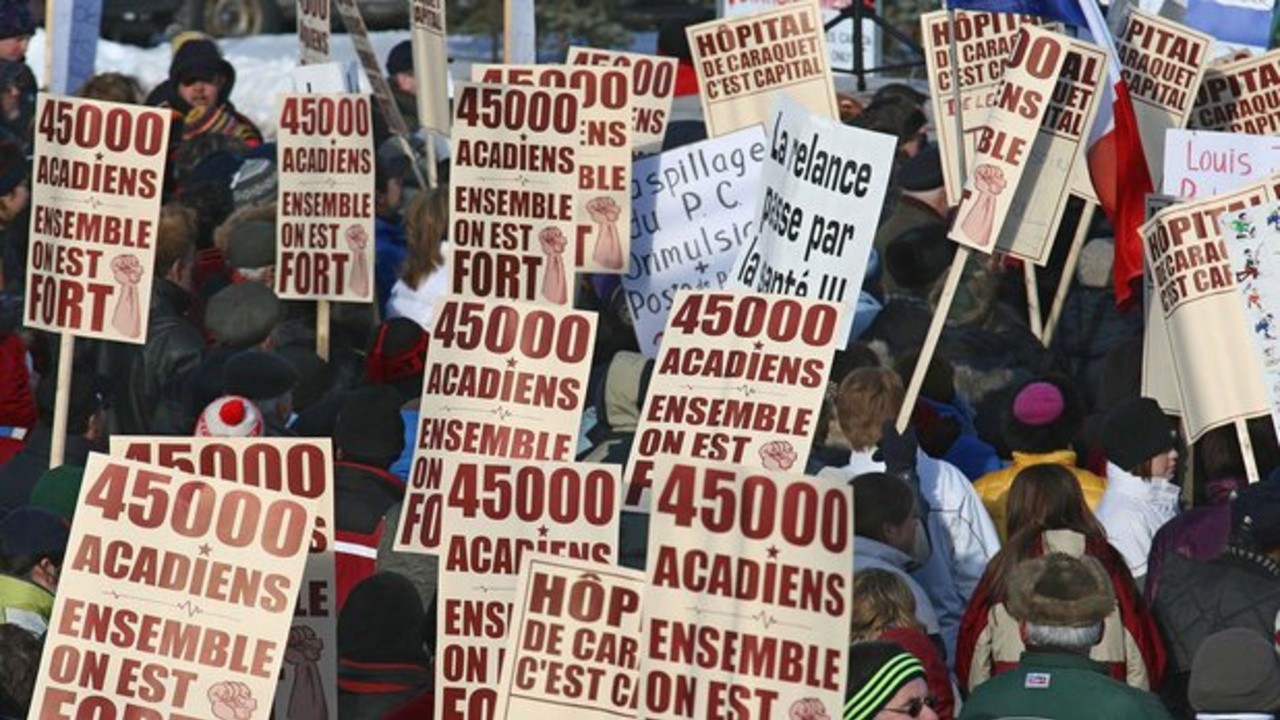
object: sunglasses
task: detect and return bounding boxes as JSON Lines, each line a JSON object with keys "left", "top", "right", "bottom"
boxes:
{"left": 883, "top": 695, "right": 937, "bottom": 717}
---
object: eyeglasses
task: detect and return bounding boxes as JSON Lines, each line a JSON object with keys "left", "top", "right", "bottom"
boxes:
{"left": 883, "top": 695, "right": 937, "bottom": 717}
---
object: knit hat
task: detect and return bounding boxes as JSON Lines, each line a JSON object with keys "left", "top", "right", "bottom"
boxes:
{"left": 873, "top": 82, "right": 928, "bottom": 107}
{"left": 844, "top": 642, "right": 926, "bottom": 720}
{"left": 883, "top": 225, "right": 952, "bottom": 290}
{"left": 1076, "top": 238, "right": 1115, "bottom": 289}
{"left": 230, "top": 157, "right": 277, "bottom": 208}
{"left": 1231, "top": 479, "right": 1280, "bottom": 552}
{"left": 0, "top": 138, "right": 26, "bottom": 196}
{"left": 338, "top": 572, "right": 428, "bottom": 663}
{"left": 365, "top": 318, "right": 429, "bottom": 402}
{"left": 169, "top": 38, "right": 233, "bottom": 85}
{"left": 226, "top": 220, "right": 276, "bottom": 270}
{"left": 1188, "top": 628, "right": 1280, "bottom": 713}
{"left": 1002, "top": 375, "right": 1083, "bottom": 454}
{"left": 223, "top": 351, "right": 299, "bottom": 401}
{"left": 898, "top": 143, "right": 942, "bottom": 192}
{"left": 1012, "top": 382, "right": 1065, "bottom": 426}
{"left": 1102, "top": 396, "right": 1175, "bottom": 470}
{"left": 30, "top": 465, "right": 85, "bottom": 524}
{"left": 195, "top": 395, "right": 264, "bottom": 437}
{"left": 334, "top": 385, "right": 405, "bottom": 467}
{"left": 205, "top": 281, "right": 284, "bottom": 347}
{"left": 275, "top": 345, "right": 331, "bottom": 412}
{"left": 386, "top": 40, "right": 413, "bottom": 76}
{"left": 0, "top": 506, "right": 68, "bottom": 560}
{"left": 0, "top": 0, "right": 36, "bottom": 40}
{"left": 1006, "top": 553, "right": 1115, "bottom": 628}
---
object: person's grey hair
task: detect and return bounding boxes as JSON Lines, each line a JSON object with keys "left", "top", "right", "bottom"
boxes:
{"left": 1025, "top": 621, "right": 1103, "bottom": 650}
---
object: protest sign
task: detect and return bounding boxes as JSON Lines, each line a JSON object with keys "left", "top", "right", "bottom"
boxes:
{"left": 495, "top": 555, "right": 644, "bottom": 720}
{"left": 922, "top": 10, "right": 1048, "bottom": 205}
{"left": 332, "top": 0, "right": 413, "bottom": 141}
{"left": 997, "top": 38, "right": 1105, "bottom": 265}
{"left": 471, "top": 65, "right": 633, "bottom": 274}
{"left": 722, "top": 0, "right": 878, "bottom": 77}
{"left": 1116, "top": 9, "right": 1212, "bottom": 188}
{"left": 24, "top": 96, "right": 169, "bottom": 343}
{"left": 275, "top": 93, "right": 375, "bottom": 303}
{"left": 639, "top": 457, "right": 852, "bottom": 720}
{"left": 109, "top": 437, "right": 338, "bottom": 720}
{"left": 1218, "top": 201, "right": 1280, "bottom": 439}
{"left": 730, "top": 96, "right": 893, "bottom": 338}
{"left": 626, "top": 128, "right": 768, "bottom": 357}
{"left": 429, "top": 457, "right": 620, "bottom": 720}
{"left": 411, "top": 0, "right": 450, "bottom": 137}
{"left": 45, "top": 0, "right": 102, "bottom": 96}
{"left": 29, "top": 453, "right": 315, "bottom": 720}
{"left": 449, "top": 81, "right": 585, "bottom": 303}
{"left": 1142, "top": 177, "right": 1280, "bottom": 439}
{"left": 687, "top": 1, "right": 838, "bottom": 137}
{"left": 395, "top": 296, "right": 597, "bottom": 552}
{"left": 1191, "top": 49, "right": 1280, "bottom": 136}
{"left": 1163, "top": 129, "right": 1280, "bottom": 199}
{"left": 949, "top": 26, "right": 1066, "bottom": 254}
{"left": 567, "top": 47, "right": 678, "bottom": 156}
{"left": 1142, "top": 192, "right": 1184, "bottom": 416}
{"left": 297, "top": 0, "right": 330, "bottom": 64}
{"left": 622, "top": 290, "right": 841, "bottom": 513}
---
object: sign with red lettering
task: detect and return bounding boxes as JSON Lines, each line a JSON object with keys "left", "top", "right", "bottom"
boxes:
{"left": 108, "top": 437, "right": 338, "bottom": 720}
{"left": 640, "top": 458, "right": 852, "bottom": 720}
{"left": 950, "top": 26, "right": 1066, "bottom": 254}
{"left": 430, "top": 457, "right": 619, "bottom": 720}
{"left": 449, "top": 81, "right": 585, "bottom": 303}
{"left": 297, "top": 0, "right": 330, "bottom": 64}
{"left": 687, "top": 1, "right": 838, "bottom": 137}
{"left": 394, "top": 296, "right": 597, "bottom": 552}
{"left": 622, "top": 291, "right": 840, "bottom": 513}
{"left": 567, "top": 47, "right": 677, "bottom": 156}
{"left": 275, "top": 93, "right": 375, "bottom": 302}
{"left": 724, "top": 0, "right": 878, "bottom": 77}
{"left": 332, "top": 0, "right": 413, "bottom": 138}
{"left": 922, "top": 10, "right": 1049, "bottom": 205}
{"left": 25, "top": 95, "right": 169, "bottom": 343}
{"left": 1118, "top": 9, "right": 1211, "bottom": 189}
{"left": 495, "top": 555, "right": 644, "bottom": 720}
{"left": 1191, "top": 49, "right": 1280, "bottom": 137}
{"left": 731, "top": 95, "right": 892, "bottom": 339}
{"left": 411, "top": 0, "right": 450, "bottom": 136}
{"left": 472, "top": 65, "right": 633, "bottom": 274}
{"left": 30, "top": 453, "right": 316, "bottom": 720}
{"left": 1141, "top": 177, "right": 1280, "bottom": 439}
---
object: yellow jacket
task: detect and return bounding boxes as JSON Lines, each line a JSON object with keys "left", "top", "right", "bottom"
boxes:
{"left": 973, "top": 450, "right": 1108, "bottom": 539}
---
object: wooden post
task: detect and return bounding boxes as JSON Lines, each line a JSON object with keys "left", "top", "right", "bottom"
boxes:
{"left": 316, "top": 300, "right": 331, "bottom": 361}
{"left": 48, "top": 333, "right": 75, "bottom": 468}
{"left": 1237, "top": 417, "right": 1261, "bottom": 484}
{"left": 897, "top": 249, "right": 970, "bottom": 432}
{"left": 1042, "top": 201, "right": 1097, "bottom": 345}
{"left": 426, "top": 133, "right": 439, "bottom": 189}
{"left": 1025, "top": 262, "right": 1043, "bottom": 338}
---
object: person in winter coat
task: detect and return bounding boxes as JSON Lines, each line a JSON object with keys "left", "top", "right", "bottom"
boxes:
{"left": 337, "top": 572, "right": 432, "bottom": 719}
{"left": 149, "top": 38, "right": 263, "bottom": 148}
{"left": 373, "top": 155, "right": 408, "bottom": 316}
{"left": 0, "top": 138, "right": 28, "bottom": 292}
{"left": 386, "top": 183, "right": 450, "bottom": 329}
{"left": 844, "top": 642, "right": 941, "bottom": 720}
{"left": 959, "top": 553, "right": 1172, "bottom": 720}
{"left": 957, "top": 464, "right": 1164, "bottom": 693}
{"left": 0, "top": 507, "right": 66, "bottom": 636}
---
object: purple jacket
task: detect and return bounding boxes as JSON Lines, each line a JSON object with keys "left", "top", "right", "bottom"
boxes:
{"left": 1144, "top": 477, "right": 1243, "bottom": 599}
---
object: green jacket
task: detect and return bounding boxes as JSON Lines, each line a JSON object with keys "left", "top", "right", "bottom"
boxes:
{"left": 959, "top": 651, "right": 1173, "bottom": 720}
{"left": 0, "top": 573, "right": 53, "bottom": 635}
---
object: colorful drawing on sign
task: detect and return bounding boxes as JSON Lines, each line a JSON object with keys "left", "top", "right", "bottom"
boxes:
{"left": 1220, "top": 201, "right": 1280, "bottom": 441}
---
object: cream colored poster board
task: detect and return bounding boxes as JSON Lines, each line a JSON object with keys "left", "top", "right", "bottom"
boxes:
{"left": 411, "top": 0, "right": 450, "bottom": 136}
{"left": 567, "top": 47, "right": 678, "bottom": 156}
{"left": 297, "top": 0, "right": 329, "bottom": 64}
{"left": 1191, "top": 49, "right": 1280, "bottom": 136}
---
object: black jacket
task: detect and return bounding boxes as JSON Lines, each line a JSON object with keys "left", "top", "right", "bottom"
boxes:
{"left": 0, "top": 426, "right": 96, "bottom": 512}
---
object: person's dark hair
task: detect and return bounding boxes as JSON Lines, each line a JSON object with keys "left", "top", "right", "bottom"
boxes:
{"left": 852, "top": 472, "right": 915, "bottom": 543}
{"left": 0, "top": 624, "right": 41, "bottom": 717}
{"left": 1002, "top": 375, "right": 1084, "bottom": 454}
{"left": 1196, "top": 425, "right": 1245, "bottom": 486}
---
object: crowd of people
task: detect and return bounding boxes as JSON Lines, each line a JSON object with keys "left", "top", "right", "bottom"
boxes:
{"left": 0, "top": 1, "right": 1278, "bottom": 718}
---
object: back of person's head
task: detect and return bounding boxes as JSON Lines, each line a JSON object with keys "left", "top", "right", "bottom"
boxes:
{"left": 836, "top": 367, "right": 904, "bottom": 451}
{"left": 844, "top": 641, "right": 934, "bottom": 720}
{"left": 1002, "top": 375, "right": 1084, "bottom": 454}
{"left": 0, "top": 623, "right": 41, "bottom": 717}
{"left": 849, "top": 568, "right": 922, "bottom": 642}
{"left": 333, "top": 385, "right": 405, "bottom": 468}
{"left": 1188, "top": 628, "right": 1280, "bottom": 714}
{"left": 0, "top": 506, "right": 68, "bottom": 583}
{"left": 205, "top": 281, "right": 283, "bottom": 348}
{"left": 75, "top": 72, "right": 144, "bottom": 104}
{"left": 851, "top": 472, "right": 915, "bottom": 544}
{"left": 893, "top": 350, "right": 954, "bottom": 405}
{"left": 364, "top": 318, "right": 429, "bottom": 402}
{"left": 29, "top": 465, "right": 84, "bottom": 524}
{"left": 883, "top": 226, "right": 953, "bottom": 294}
{"left": 1230, "top": 479, "right": 1280, "bottom": 554}
{"left": 154, "top": 204, "right": 198, "bottom": 277}
{"left": 402, "top": 183, "right": 448, "bottom": 287}
{"left": 1005, "top": 553, "right": 1115, "bottom": 650}
{"left": 1101, "top": 396, "right": 1176, "bottom": 475}
{"left": 1006, "top": 464, "right": 1104, "bottom": 540}
{"left": 337, "top": 571, "right": 428, "bottom": 664}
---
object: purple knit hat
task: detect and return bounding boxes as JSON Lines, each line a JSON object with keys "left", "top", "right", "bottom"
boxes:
{"left": 1012, "top": 381, "right": 1066, "bottom": 427}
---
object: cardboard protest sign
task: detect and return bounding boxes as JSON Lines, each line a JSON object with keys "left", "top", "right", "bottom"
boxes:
{"left": 1116, "top": 9, "right": 1212, "bottom": 188}
{"left": 411, "top": 0, "right": 450, "bottom": 136}
{"left": 723, "top": 0, "right": 878, "bottom": 75}
{"left": 997, "top": 38, "right": 1106, "bottom": 265}
{"left": 395, "top": 296, "right": 597, "bottom": 552}
{"left": 639, "top": 457, "right": 852, "bottom": 720}
{"left": 495, "top": 555, "right": 644, "bottom": 720}
{"left": 626, "top": 128, "right": 768, "bottom": 358}
{"left": 24, "top": 96, "right": 169, "bottom": 343}
{"left": 1142, "top": 192, "right": 1184, "bottom": 416}
{"left": 29, "top": 453, "right": 315, "bottom": 720}
{"left": 687, "top": 1, "right": 838, "bottom": 137}
{"left": 1218, "top": 201, "right": 1280, "bottom": 437}
{"left": 949, "top": 26, "right": 1066, "bottom": 254}
{"left": 1142, "top": 177, "right": 1280, "bottom": 439}
{"left": 1163, "top": 129, "right": 1280, "bottom": 199}
{"left": 1191, "top": 49, "right": 1280, "bottom": 136}
{"left": 622, "top": 290, "right": 841, "bottom": 513}
{"left": 333, "top": 0, "right": 413, "bottom": 138}
{"left": 730, "top": 96, "right": 893, "bottom": 338}
{"left": 921, "top": 10, "right": 1049, "bottom": 206}
{"left": 275, "top": 93, "right": 375, "bottom": 302}
{"left": 471, "top": 65, "right": 633, "bottom": 274}
{"left": 109, "top": 437, "right": 338, "bottom": 720}
{"left": 567, "top": 47, "right": 678, "bottom": 156}
{"left": 297, "top": 0, "right": 330, "bottom": 64}
{"left": 430, "top": 457, "right": 620, "bottom": 720}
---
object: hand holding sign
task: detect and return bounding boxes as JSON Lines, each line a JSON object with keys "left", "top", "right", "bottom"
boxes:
{"left": 539, "top": 227, "right": 569, "bottom": 304}
{"left": 110, "top": 254, "right": 144, "bottom": 337}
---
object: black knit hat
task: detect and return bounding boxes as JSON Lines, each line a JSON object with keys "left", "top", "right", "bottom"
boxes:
{"left": 883, "top": 226, "right": 953, "bottom": 290}
{"left": 1102, "top": 396, "right": 1175, "bottom": 470}
{"left": 0, "top": 0, "right": 35, "bottom": 40}
{"left": 844, "top": 642, "right": 926, "bottom": 720}
{"left": 334, "top": 385, "right": 405, "bottom": 467}
{"left": 897, "top": 144, "right": 942, "bottom": 192}
{"left": 169, "top": 38, "right": 233, "bottom": 85}
{"left": 385, "top": 40, "right": 413, "bottom": 76}
{"left": 223, "top": 350, "right": 299, "bottom": 401}
{"left": 1231, "top": 479, "right": 1280, "bottom": 552}
{"left": 338, "top": 571, "right": 428, "bottom": 663}
{"left": 365, "top": 318, "right": 428, "bottom": 402}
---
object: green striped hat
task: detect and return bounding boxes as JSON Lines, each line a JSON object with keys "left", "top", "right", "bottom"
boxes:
{"left": 844, "top": 643, "right": 926, "bottom": 720}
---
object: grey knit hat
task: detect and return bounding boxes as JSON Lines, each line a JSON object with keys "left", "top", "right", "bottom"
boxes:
{"left": 1189, "top": 628, "right": 1280, "bottom": 713}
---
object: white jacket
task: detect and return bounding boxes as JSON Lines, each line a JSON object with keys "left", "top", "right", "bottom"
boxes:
{"left": 853, "top": 535, "right": 942, "bottom": 637}
{"left": 386, "top": 244, "right": 451, "bottom": 331}
{"left": 1095, "top": 463, "right": 1180, "bottom": 581}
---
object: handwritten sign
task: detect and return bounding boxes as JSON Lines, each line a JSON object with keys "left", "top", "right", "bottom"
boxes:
{"left": 1163, "top": 129, "right": 1280, "bottom": 199}
{"left": 567, "top": 47, "right": 678, "bottom": 156}
{"left": 411, "top": 0, "right": 450, "bottom": 136}
{"left": 297, "top": 0, "right": 330, "bottom": 64}
{"left": 1191, "top": 49, "right": 1280, "bottom": 136}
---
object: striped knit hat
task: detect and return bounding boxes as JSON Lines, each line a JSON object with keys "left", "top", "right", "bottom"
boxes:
{"left": 844, "top": 642, "right": 925, "bottom": 720}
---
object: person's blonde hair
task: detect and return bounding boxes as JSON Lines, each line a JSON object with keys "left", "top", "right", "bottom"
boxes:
{"left": 401, "top": 183, "right": 448, "bottom": 287}
{"left": 850, "top": 568, "right": 923, "bottom": 642}
{"left": 836, "top": 367, "right": 904, "bottom": 450}
{"left": 76, "top": 73, "right": 145, "bottom": 104}
{"left": 154, "top": 204, "right": 198, "bottom": 274}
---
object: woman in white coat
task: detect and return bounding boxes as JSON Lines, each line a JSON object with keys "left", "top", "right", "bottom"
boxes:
{"left": 386, "top": 183, "right": 450, "bottom": 330}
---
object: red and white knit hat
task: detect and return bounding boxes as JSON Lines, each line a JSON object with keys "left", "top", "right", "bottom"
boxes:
{"left": 195, "top": 396, "right": 263, "bottom": 437}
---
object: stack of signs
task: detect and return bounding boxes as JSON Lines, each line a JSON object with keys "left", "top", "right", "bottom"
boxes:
{"left": 639, "top": 458, "right": 853, "bottom": 719}
{"left": 686, "top": 0, "right": 838, "bottom": 137}
{"left": 110, "top": 437, "right": 338, "bottom": 720}
{"left": 622, "top": 290, "right": 842, "bottom": 513}
{"left": 1163, "top": 129, "right": 1280, "bottom": 199}
{"left": 25, "top": 96, "right": 170, "bottom": 342}
{"left": 567, "top": 47, "right": 678, "bottom": 156}
{"left": 411, "top": 0, "right": 450, "bottom": 136}
{"left": 471, "top": 65, "right": 633, "bottom": 274}
{"left": 29, "top": 454, "right": 316, "bottom": 719}
{"left": 297, "top": 0, "right": 330, "bottom": 64}
{"left": 1191, "top": 49, "right": 1280, "bottom": 135}
{"left": 731, "top": 95, "right": 894, "bottom": 337}
{"left": 1219, "top": 201, "right": 1280, "bottom": 438}
{"left": 429, "top": 458, "right": 620, "bottom": 720}
{"left": 626, "top": 128, "right": 769, "bottom": 357}
{"left": 395, "top": 297, "right": 596, "bottom": 551}
{"left": 1141, "top": 176, "right": 1279, "bottom": 439}
{"left": 275, "top": 94, "right": 376, "bottom": 303}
